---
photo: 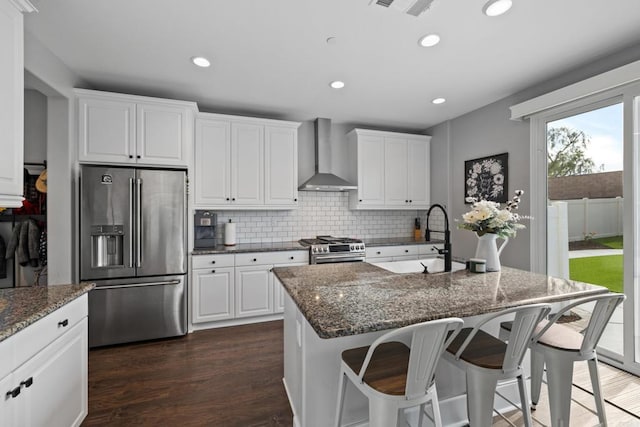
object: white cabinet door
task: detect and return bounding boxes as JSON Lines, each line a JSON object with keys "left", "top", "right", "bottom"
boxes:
{"left": 136, "top": 103, "right": 190, "bottom": 166}
{"left": 14, "top": 318, "right": 88, "bottom": 427}
{"left": 235, "top": 265, "right": 273, "bottom": 318}
{"left": 265, "top": 126, "right": 298, "bottom": 206}
{"left": 407, "top": 138, "right": 430, "bottom": 208}
{"left": 78, "top": 97, "right": 136, "bottom": 164}
{"left": 356, "top": 135, "right": 385, "bottom": 206}
{"left": 192, "top": 267, "right": 235, "bottom": 323}
{"left": 0, "top": 0, "right": 26, "bottom": 207}
{"left": 231, "top": 123, "right": 264, "bottom": 205}
{"left": 0, "top": 372, "right": 15, "bottom": 426}
{"left": 194, "top": 119, "right": 231, "bottom": 205}
{"left": 384, "top": 137, "right": 409, "bottom": 206}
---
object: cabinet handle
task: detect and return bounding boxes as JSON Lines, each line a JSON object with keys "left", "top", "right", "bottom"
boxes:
{"left": 376, "top": 251, "right": 381, "bottom": 255}
{"left": 226, "top": 198, "right": 230, "bottom": 201}
{"left": 6, "top": 387, "right": 20, "bottom": 398}
{"left": 405, "top": 249, "right": 409, "bottom": 253}
{"left": 211, "top": 260, "right": 216, "bottom": 264}
{"left": 136, "top": 155, "right": 141, "bottom": 159}
{"left": 232, "top": 198, "right": 236, "bottom": 201}
{"left": 211, "top": 270, "right": 216, "bottom": 273}
{"left": 359, "top": 199, "right": 362, "bottom": 202}
{"left": 20, "top": 377, "right": 33, "bottom": 388}
{"left": 270, "top": 268, "right": 273, "bottom": 272}
{"left": 294, "top": 198, "right": 298, "bottom": 202}
{"left": 252, "top": 258, "right": 257, "bottom": 262}
{"left": 129, "top": 155, "right": 133, "bottom": 159}
{"left": 58, "top": 319, "right": 69, "bottom": 327}
{"left": 290, "top": 256, "right": 294, "bottom": 260}
{"left": 405, "top": 200, "right": 408, "bottom": 203}
{"left": 409, "top": 200, "right": 412, "bottom": 203}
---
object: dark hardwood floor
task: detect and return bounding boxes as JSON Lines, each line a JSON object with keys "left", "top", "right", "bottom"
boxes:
{"left": 82, "top": 321, "right": 293, "bottom": 427}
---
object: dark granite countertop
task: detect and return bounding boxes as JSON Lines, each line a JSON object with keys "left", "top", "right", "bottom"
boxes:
{"left": 0, "top": 283, "right": 95, "bottom": 343}
{"left": 364, "top": 237, "right": 445, "bottom": 246}
{"left": 272, "top": 263, "right": 607, "bottom": 339}
{"left": 192, "top": 241, "right": 307, "bottom": 255}
{"left": 192, "top": 237, "right": 447, "bottom": 255}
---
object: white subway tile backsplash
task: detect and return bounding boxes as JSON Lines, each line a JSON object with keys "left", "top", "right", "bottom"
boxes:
{"left": 213, "top": 192, "right": 445, "bottom": 244}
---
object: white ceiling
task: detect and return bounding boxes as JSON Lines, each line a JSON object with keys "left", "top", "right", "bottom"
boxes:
{"left": 24, "top": 0, "right": 640, "bottom": 131}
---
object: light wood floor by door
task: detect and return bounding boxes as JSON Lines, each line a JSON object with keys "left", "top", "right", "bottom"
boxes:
{"left": 82, "top": 320, "right": 640, "bottom": 426}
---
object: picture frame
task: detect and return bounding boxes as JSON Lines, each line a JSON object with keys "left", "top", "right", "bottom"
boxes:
{"left": 464, "top": 153, "right": 508, "bottom": 203}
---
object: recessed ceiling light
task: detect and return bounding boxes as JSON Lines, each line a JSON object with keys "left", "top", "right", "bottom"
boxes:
{"left": 191, "top": 56, "right": 211, "bottom": 68}
{"left": 418, "top": 34, "right": 440, "bottom": 47}
{"left": 432, "top": 98, "right": 446, "bottom": 105}
{"left": 483, "top": 0, "right": 512, "bottom": 16}
{"left": 330, "top": 81, "right": 345, "bottom": 89}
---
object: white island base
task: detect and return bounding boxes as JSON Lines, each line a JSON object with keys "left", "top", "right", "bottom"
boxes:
{"left": 283, "top": 293, "right": 530, "bottom": 427}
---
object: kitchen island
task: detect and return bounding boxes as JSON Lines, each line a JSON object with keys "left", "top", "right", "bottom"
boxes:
{"left": 273, "top": 262, "right": 607, "bottom": 427}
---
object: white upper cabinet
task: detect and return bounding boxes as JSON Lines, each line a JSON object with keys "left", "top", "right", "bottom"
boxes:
{"left": 0, "top": 0, "right": 35, "bottom": 208}
{"left": 194, "top": 113, "right": 300, "bottom": 209}
{"left": 348, "top": 128, "right": 431, "bottom": 210}
{"left": 76, "top": 89, "right": 196, "bottom": 167}
{"left": 350, "top": 132, "right": 385, "bottom": 207}
{"left": 264, "top": 126, "right": 298, "bottom": 206}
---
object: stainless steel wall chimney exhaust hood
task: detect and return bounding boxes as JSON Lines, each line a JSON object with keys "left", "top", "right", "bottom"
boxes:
{"left": 298, "top": 118, "right": 357, "bottom": 192}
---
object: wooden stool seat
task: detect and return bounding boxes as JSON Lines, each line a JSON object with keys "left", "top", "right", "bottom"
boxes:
{"left": 501, "top": 319, "right": 583, "bottom": 351}
{"left": 342, "top": 341, "right": 410, "bottom": 395}
{"left": 446, "top": 328, "right": 507, "bottom": 369}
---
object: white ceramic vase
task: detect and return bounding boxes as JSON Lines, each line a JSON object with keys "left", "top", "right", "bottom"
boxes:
{"left": 475, "top": 233, "right": 508, "bottom": 272}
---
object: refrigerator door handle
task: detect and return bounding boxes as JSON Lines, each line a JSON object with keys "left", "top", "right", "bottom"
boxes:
{"left": 94, "top": 280, "right": 181, "bottom": 290}
{"left": 136, "top": 178, "right": 143, "bottom": 268}
{"left": 128, "top": 178, "right": 135, "bottom": 268}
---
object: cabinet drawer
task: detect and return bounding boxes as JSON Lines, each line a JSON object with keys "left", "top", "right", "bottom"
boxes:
{"left": 192, "top": 254, "right": 235, "bottom": 269}
{"left": 419, "top": 244, "right": 444, "bottom": 256}
{"left": 235, "top": 250, "right": 308, "bottom": 267}
{"left": 13, "top": 294, "right": 88, "bottom": 369}
{"left": 366, "top": 245, "right": 419, "bottom": 259}
{"left": 0, "top": 334, "right": 15, "bottom": 380}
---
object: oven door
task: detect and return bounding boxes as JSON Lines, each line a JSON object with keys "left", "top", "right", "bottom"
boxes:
{"left": 312, "top": 253, "right": 365, "bottom": 264}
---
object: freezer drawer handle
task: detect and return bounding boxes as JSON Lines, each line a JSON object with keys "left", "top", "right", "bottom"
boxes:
{"left": 95, "top": 280, "right": 181, "bottom": 290}
{"left": 58, "top": 319, "right": 69, "bottom": 328}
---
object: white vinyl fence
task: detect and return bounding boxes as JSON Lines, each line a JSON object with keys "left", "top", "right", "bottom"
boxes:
{"left": 562, "top": 197, "right": 623, "bottom": 242}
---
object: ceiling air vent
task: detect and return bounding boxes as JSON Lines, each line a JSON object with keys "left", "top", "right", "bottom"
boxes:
{"left": 370, "top": 0, "right": 435, "bottom": 16}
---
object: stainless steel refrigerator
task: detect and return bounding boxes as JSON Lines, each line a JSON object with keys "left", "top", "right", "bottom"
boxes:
{"left": 80, "top": 165, "right": 187, "bottom": 347}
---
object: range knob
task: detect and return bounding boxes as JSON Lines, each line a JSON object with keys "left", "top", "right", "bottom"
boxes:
{"left": 323, "top": 247, "right": 329, "bottom": 253}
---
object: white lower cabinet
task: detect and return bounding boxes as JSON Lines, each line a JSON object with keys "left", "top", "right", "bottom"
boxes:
{"left": 0, "top": 294, "right": 88, "bottom": 427}
{"left": 366, "top": 244, "right": 444, "bottom": 262}
{"left": 192, "top": 267, "right": 235, "bottom": 322}
{"left": 235, "top": 265, "right": 273, "bottom": 318}
{"left": 191, "top": 250, "right": 308, "bottom": 326}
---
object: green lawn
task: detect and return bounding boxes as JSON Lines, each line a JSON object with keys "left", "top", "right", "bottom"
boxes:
{"left": 569, "top": 255, "right": 623, "bottom": 293}
{"left": 593, "top": 235, "right": 623, "bottom": 249}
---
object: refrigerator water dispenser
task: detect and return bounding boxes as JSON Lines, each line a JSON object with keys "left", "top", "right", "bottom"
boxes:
{"left": 91, "top": 225, "right": 124, "bottom": 268}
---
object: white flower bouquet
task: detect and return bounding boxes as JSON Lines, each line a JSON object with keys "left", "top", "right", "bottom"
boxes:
{"left": 458, "top": 190, "right": 527, "bottom": 238}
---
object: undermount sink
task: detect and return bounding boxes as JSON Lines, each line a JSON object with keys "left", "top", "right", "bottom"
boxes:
{"left": 372, "top": 258, "right": 466, "bottom": 274}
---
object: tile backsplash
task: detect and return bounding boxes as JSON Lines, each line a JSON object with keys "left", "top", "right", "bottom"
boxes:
{"left": 214, "top": 192, "right": 446, "bottom": 243}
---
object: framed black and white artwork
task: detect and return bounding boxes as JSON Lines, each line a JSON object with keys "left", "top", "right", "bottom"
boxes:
{"left": 464, "top": 153, "right": 508, "bottom": 203}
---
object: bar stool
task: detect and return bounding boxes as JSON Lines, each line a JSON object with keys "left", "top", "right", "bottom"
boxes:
{"left": 528, "top": 293, "right": 625, "bottom": 427}
{"left": 444, "top": 303, "right": 551, "bottom": 427}
{"left": 334, "top": 317, "right": 463, "bottom": 427}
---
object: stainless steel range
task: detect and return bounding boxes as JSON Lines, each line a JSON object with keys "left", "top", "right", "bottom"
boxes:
{"left": 299, "top": 236, "right": 366, "bottom": 264}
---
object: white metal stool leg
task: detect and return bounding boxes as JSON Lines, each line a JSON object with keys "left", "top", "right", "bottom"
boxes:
{"left": 334, "top": 370, "right": 347, "bottom": 427}
{"left": 368, "top": 395, "right": 399, "bottom": 427}
{"left": 588, "top": 357, "right": 608, "bottom": 426}
{"left": 530, "top": 348, "right": 545, "bottom": 409}
{"left": 466, "top": 371, "right": 498, "bottom": 427}
{"left": 431, "top": 387, "right": 443, "bottom": 427}
{"left": 516, "top": 374, "right": 533, "bottom": 427}
{"left": 545, "top": 351, "right": 575, "bottom": 427}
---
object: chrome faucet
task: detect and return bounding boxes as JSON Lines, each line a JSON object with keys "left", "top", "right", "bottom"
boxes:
{"left": 425, "top": 204, "right": 452, "bottom": 272}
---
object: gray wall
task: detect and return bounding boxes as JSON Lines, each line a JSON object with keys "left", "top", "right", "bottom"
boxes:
{"left": 24, "top": 89, "right": 47, "bottom": 164}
